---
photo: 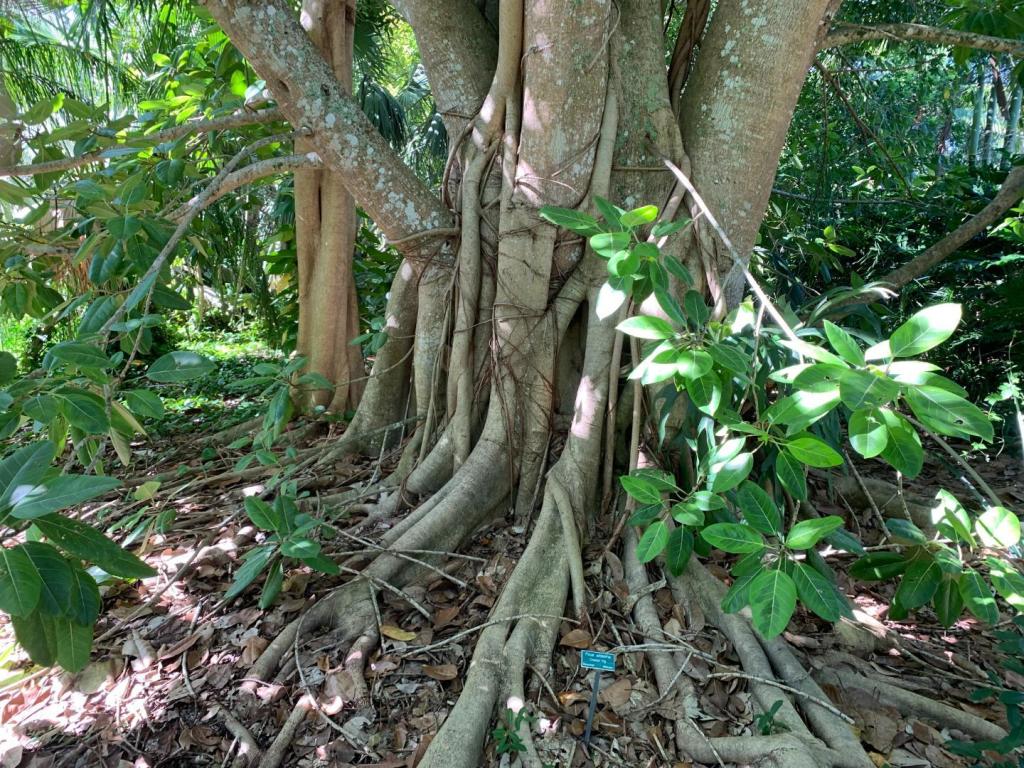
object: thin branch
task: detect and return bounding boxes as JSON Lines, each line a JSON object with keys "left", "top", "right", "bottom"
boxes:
{"left": 199, "top": 0, "right": 453, "bottom": 244}
{"left": 169, "top": 152, "right": 322, "bottom": 221}
{"left": 822, "top": 23, "right": 1024, "bottom": 56}
{"left": 98, "top": 132, "right": 295, "bottom": 338}
{"left": 879, "top": 164, "right": 1024, "bottom": 289}
{"left": 0, "top": 107, "right": 282, "bottom": 178}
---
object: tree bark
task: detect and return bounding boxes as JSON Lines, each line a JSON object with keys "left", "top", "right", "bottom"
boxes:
{"left": 293, "top": 0, "right": 363, "bottom": 413}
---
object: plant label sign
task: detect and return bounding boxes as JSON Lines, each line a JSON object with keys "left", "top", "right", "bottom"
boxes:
{"left": 580, "top": 650, "right": 615, "bottom": 672}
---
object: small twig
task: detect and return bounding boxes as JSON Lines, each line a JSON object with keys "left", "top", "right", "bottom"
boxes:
{"left": 706, "top": 671, "right": 854, "bottom": 723}
{"left": 337, "top": 565, "right": 431, "bottom": 619}
{"left": 904, "top": 415, "right": 1003, "bottom": 507}
{"left": 844, "top": 452, "right": 894, "bottom": 540}
{"left": 401, "top": 613, "right": 574, "bottom": 657}
{"left": 334, "top": 529, "right": 468, "bottom": 589}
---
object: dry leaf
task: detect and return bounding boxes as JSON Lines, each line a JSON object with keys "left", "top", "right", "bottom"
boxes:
{"left": 559, "top": 629, "right": 592, "bottom": 648}
{"left": 598, "top": 677, "right": 632, "bottom": 709}
{"left": 381, "top": 624, "right": 417, "bottom": 642}
{"left": 422, "top": 664, "right": 457, "bottom": 681}
{"left": 433, "top": 606, "right": 459, "bottom": 630}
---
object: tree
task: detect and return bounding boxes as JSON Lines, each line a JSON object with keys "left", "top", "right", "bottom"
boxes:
{"left": 2, "top": 1, "right": 1023, "bottom": 766}
{"left": 193, "top": 1, "right": 868, "bottom": 765}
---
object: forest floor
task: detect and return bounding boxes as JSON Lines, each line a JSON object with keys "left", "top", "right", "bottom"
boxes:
{"left": 0, "top": 343, "right": 1022, "bottom": 768}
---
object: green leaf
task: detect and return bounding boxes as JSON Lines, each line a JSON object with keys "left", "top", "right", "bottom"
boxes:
{"left": 823, "top": 321, "right": 865, "bottom": 366}
{"left": 33, "top": 515, "right": 155, "bottom": 579}
{"left": 904, "top": 386, "right": 993, "bottom": 442}
{"left": 701, "top": 523, "right": 765, "bottom": 554}
{"left": 708, "top": 452, "right": 753, "bottom": 493}
{"left": 686, "top": 371, "right": 722, "bottom": 415}
{"left": 793, "top": 561, "right": 845, "bottom": 622}
{"left": 775, "top": 450, "right": 807, "bottom": 501}
{"left": 280, "top": 538, "right": 321, "bottom": 558}
{"left": 879, "top": 409, "right": 923, "bottom": 478}
{"left": 9, "top": 475, "right": 120, "bottom": 519}
{"left": 0, "top": 442, "right": 57, "bottom": 508}
{"left": 652, "top": 219, "right": 690, "bottom": 238}
{"left": 885, "top": 518, "right": 928, "bottom": 545}
{"left": 850, "top": 552, "right": 907, "bottom": 581}
{"left": 988, "top": 557, "right": 1024, "bottom": 611}
{"left": 540, "top": 206, "right": 600, "bottom": 234}
{"left": 895, "top": 556, "right": 943, "bottom": 609}
{"left": 225, "top": 545, "right": 276, "bottom": 601}
{"left": 124, "top": 389, "right": 165, "bottom": 419}
{"left": 106, "top": 215, "right": 142, "bottom": 240}
{"left": 66, "top": 566, "right": 101, "bottom": 625}
{"left": 664, "top": 527, "right": 694, "bottom": 576}
{"left": 932, "top": 578, "right": 964, "bottom": 628}
{"left": 48, "top": 341, "right": 112, "bottom": 370}
{"left": 888, "top": 303, "right": 961, "bottom": 357}
{"left": 22, "top": 542, "right": 72, "bottom": 616}
{"left": 975, "top": 506, "right": 1021, "bottom": 549}
{"left": 589, "top": 231, "right": 631, "bottom": 258}
{"left": 620, "top": 205, "right": 659, "bottom": 227}
{"left": 837, "top": 369, "right": 900, "bottom": 411}
{"left": 848, "top": 407, "right": 888, "bottom": 458}
{"left": 736, "top": 482, "right": 782, "bottom": 537}
{"left": 785, "top": 516, "right": 844, "bottom": 550}
{"left": 60, "top": 392, "right": 109, "bottom": 434}
{"left": 244, "top": 497, "right": 282, "bottom": 532}
{"left": 0, "top": 352, "right": 16, "bottom": 385}
{"left": 51, "top": 616, "right": 93, "bottom": 672}
{"left": 259, "top": 560, "right": 284, "bottom": 609}
{"left": 784, "top": 435, "right": 843, "bottom": 468}
{"left": 958, "top": 569, "right": 999, "bottom": 624}
{"left": 670, "top": 503, "right": 704, "bottom": 526}
{"left": 146, "top": 351, "right": 215, "bottom": 383}
{"left": 748, "top": 569, "right": 797, "bottom": 638}
{"left": 690, "top": 490, "right": 726, "bottom": 511}
{"left": 721, "top": 557, "right": 763, "bottom": 613}
{"left": 0, "top": 546, "right": 42, "bottom": 617}
{"left": 620, "top": 475, "right": 663, "bottom": 505}
{"left": 634, "top": 520, "right": 668, "bottom": 563}
{"left": 793, "top": 364, "right": 845, "bottom": 393}
{"left": 608, "top": 248, "right": 640, "bottom": 277}
{"left": 674, "top": 348, "right": 714, "bottom": 380}
{"left": 764, "top": 389, "right": 841, "bottom": 431}
{"left": 617, "top": 315, "right": 675, "bottom": 340}
{"left": 12, "top": 612, "right": 55, "bottom": 666}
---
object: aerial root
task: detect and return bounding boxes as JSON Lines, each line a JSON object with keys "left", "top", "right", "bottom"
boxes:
{"left": 416, "top": 487, "right": 570, "bottom": 768}
{"left": 619, "top": 546, "right": 875, "bottom": 768}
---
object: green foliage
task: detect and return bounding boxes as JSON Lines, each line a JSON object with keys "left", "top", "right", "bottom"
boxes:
{"left": 542, "top": 198, "right": 1022, "bottom": 640}
{"left": 0, "top": 441, "right": 155, "bottom": 672}
{"left": 491, "top": 707, "right": 532, "bottom": 756}
{"left": 230, "top": 483, "right": 337, "bottom": 608}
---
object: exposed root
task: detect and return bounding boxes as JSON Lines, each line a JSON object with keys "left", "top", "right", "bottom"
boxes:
{"left": 417, "top": 485, "right": 570, "bottom": 768}
{"left": 649, "top": 559, "right": 875, "bottom": 768}
{"left": 814, "top": 664, "right": 1008, "bottom": 743}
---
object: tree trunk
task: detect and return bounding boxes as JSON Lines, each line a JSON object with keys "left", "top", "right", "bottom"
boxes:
{"left": 293, "top": 0, "right": 364, "bottom": 413}
{"left": 982, "top": 76, "right": 999, "bottom": 167}
{"left": 969, "top": 62, "right": 986, "bottom": 167}
{"left": 1004, "top": 84, "right": 1023, "bottom": 167}
{"left": 201, "top": 1, "right": 888, "bottom": 765}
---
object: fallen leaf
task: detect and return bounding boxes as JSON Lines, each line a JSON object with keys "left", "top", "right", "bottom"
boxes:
{"left": 422, "top": 664, "right": 457, "bottom": 681}
{"left": 381, "top": 624, "right": 417, "bottom": 642}
{"left": 433, "top": 606, "right": 459, "bottom": 630}
{"left": 559, "top": 629, "right": 592, "bottom": 648}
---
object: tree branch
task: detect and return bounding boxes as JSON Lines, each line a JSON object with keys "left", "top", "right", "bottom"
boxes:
{"left": 390, "top": 0, "right": 496, "bottom": 129}
{"left": 168, "top": 152, "right": 322, "bottom": 221}
{"left": 879, "top": 164, "right": 1024, "bottom": 289}
{"left": 821, "top": 23, "right": 1024, "bottom": 56}
{"left": 0, "top": 107, "right": 282, "bottom": 178}
{"left": 199, "top": 0, "right": 454, "bottom": 244}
